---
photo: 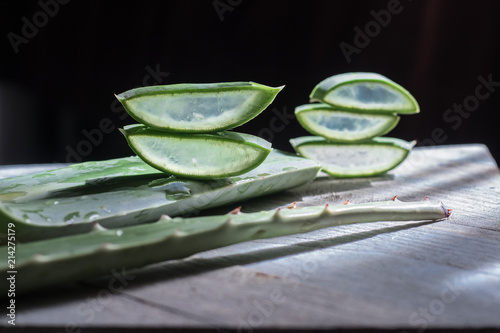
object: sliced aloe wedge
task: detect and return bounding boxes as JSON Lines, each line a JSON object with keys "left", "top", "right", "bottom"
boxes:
{"left": 120, "top": 124, "right": 272, "bottom": 179}
{"left": 116, "top": 82, "right": 283, "bottom": 133}
{"left": 290, "top": 136, "right": 415, "bottom": 178}
{"left": 295, "top": 103, "right": 400, "bottom": 142}
{"left": 310, "top": 73, "right": 419, "bottom": 114}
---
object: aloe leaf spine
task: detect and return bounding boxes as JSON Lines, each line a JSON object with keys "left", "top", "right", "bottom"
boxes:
{"left": 2, "top": 198, "right": 450, "bottom": 294}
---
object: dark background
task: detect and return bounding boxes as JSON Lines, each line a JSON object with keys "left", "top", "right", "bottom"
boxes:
{"left": 1, "top": 0, "right": 499, "bottom": 165}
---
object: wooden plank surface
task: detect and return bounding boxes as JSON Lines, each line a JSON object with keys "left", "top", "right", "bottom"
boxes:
{"left": 2, "top": 144, "right": 500, "bottom": 331}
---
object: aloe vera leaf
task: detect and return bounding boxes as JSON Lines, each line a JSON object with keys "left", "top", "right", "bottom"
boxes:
{"left": 294, "top": 103, "right": 400, "bottom": 142}
{"left": 290, "top": 136, "right": 415, "bottom": 178}
{"left": 0, "top": 150, "right": 320, "bottom": 243}
{"left": 1, "top": 198, "right": 450, "bottom": 294}
{"left": 120, "top": 125, "right": 272, "bottom": 179}
{"left": 310, "top": 72, "right": 419, "bottom": 114}
{"left": 115, "top": 82, "right": 284, "bottom": 133}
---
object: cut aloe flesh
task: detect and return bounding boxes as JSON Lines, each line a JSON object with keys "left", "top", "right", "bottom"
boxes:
{"left": 120, "top": 125, "right": 272, "bottom": 179}
{"left": 290, "top": 136, "right": 415, "bottom": 178}
{"left": 0, "top": 150, "right": 320, "bottom": 242}
{"left": 116, "top": 82, "right": 283, "bottom": 133}
{"left": 295, "top": 103, "right": 400, "bottom": 142}
{"left": 3, "top": 199, "right": 449, "bottom": 294}
{"left": 310, "top": 73, "right": 419, "bottom": 114}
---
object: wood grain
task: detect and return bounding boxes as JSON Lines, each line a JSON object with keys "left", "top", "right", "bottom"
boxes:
{"left": 2, "top": 144, "right": 499, "bottom": 331}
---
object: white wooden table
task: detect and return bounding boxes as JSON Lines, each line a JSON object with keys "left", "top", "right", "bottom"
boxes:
{"left": 2, "top": 144, "right": 500, "bottom": 332}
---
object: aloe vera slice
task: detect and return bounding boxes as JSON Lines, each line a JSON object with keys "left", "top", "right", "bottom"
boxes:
{"left": 310, "top": 73, "right": 419, "bottom": 114}
{"left": 2, "top": 199, "right": 450, "bottom": 294}
{"left": 115, "top": 82, "right": 283, "bottom": 133}
{"left": 0, "top": 150, "right": 320, "bottom": 242}
{"left": 295, "top": 103, "right": 400, "bottom": 142}
{"left": 120, "top": 124, "right": 272, "bottom": 179}
{"left": 290, "top": 136, "right": 415, "bottom": 178}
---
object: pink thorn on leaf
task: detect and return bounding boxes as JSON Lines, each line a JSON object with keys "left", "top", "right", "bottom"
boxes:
{"left": 228, "top": 206, "right": 242, "bottom": 215}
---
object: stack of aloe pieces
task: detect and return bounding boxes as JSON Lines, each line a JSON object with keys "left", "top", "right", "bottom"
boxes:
{"left": 290, "top": 73, "right": 419, "bottom": 177}
{"left": 117, "top": 82, "right": 284, "bottom": 179}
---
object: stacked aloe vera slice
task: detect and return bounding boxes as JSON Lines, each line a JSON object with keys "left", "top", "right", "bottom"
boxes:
{"left": 290, "top": 73, "right": 419, "bottom": 178}
{"left": 116, "top": 82, "right": 283, "bottom": 179}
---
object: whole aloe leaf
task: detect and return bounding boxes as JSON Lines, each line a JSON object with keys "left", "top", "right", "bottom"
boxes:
{"left": 0, "top": 150, "right": 320, "bottom": 242}
{"left": 1, "top": 198, "right": 450, "bottom": 295}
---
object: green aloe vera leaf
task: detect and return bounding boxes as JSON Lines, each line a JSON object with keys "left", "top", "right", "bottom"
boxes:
{"left": 295, "top": 103, "right": 400, "bottom": 142}
{"left": 115, "top": 82, "right": 284, "bottom": 133}
{"left": 1, "top": 198, "right": 450, "bottom": 294}
{"left": 0, "top": 150, "right": 320, "bottom": 243}
{"left": 290, "top": 136, "right": 415, "bottom": 178}
{"left": 310, "top": 72, "right": 419, "bottom": 114}
{"left": 120, "top": 125, "right": 272, "bottom": 179}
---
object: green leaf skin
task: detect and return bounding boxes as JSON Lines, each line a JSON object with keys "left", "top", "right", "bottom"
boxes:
{"left": 0, "top": 150, "right": 320, "bottom": 243}
{"left": 310, "top": 73, "right": 419, "bottom": 114}
{"left": 120, "top": 125, "right": 272, "bottom": 179}
{"left": 0, "top": 199, "right": 450, "bottom": 295}
{"left": 115, "top": 82, "right": 284, "bottom": 133}
{"left": 295, "top": 103, "right": 400, "bottom": 142}
{"left": 290, "top": 136, "right": 415, "bottom": 178}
